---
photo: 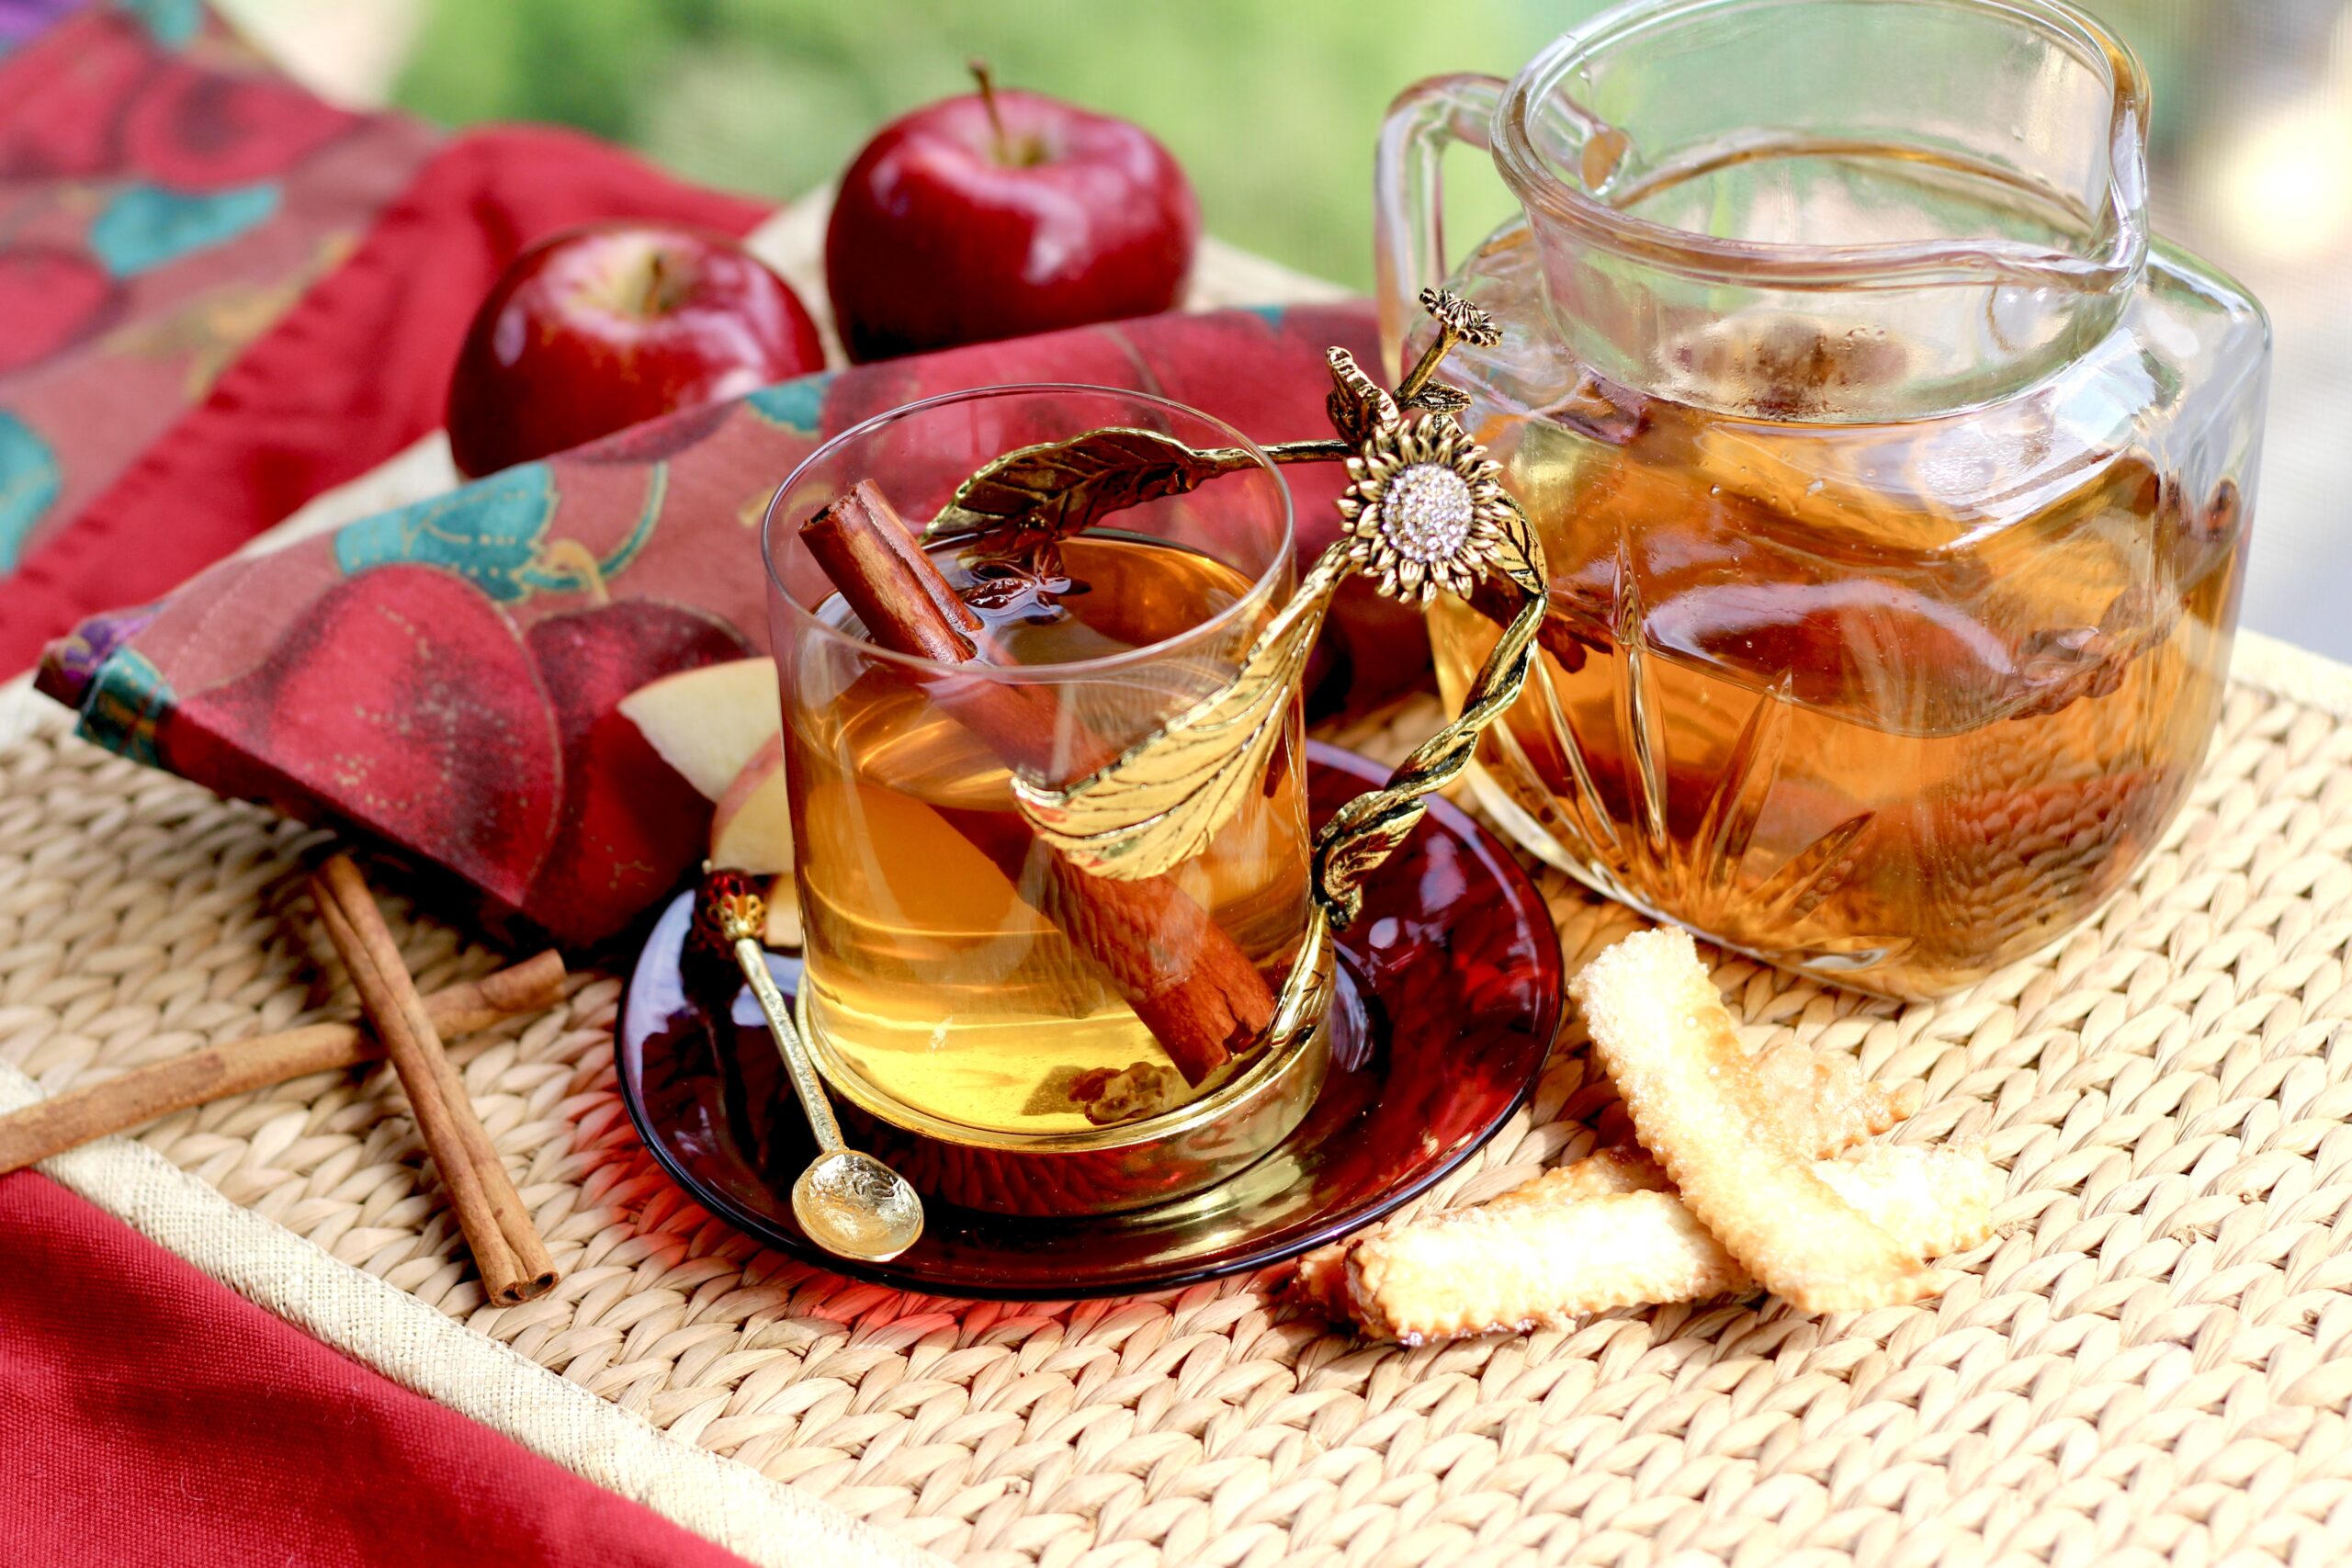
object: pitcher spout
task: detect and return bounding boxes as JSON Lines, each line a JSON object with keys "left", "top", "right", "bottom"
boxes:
{"left": 1485, "top": 0, "right": 2155, "bottom": 420}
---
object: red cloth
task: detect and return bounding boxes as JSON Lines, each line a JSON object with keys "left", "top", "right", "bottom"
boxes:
{"left": 0, "top": 11, "right": 773, "bottom": 671}
{"left": 39, "top": 303, "right": 1410, "bottom": 948}
{"left": 0, "top": 1169, "right": 761, "bottom": 1568}
{"left": 0, "top": 7, "right": 424, "bottom": 632}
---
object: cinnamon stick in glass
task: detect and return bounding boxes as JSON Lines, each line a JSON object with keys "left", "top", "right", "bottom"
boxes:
{"left": 310, "top": 854, "right": 558, "bottom": 1306}
{"left": 0, "top": 952, "right": 565, "bottom": 1178}
{"left": 799, "top": 480, "right": 1277, "bottom": 1085}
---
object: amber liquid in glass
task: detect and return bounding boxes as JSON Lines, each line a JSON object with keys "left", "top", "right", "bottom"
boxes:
{"left": 1430, "top": 363, "right": 2243, "bottom": 998}
{"left": 788, "top": 534, "right": 1308, "bottom": 1134}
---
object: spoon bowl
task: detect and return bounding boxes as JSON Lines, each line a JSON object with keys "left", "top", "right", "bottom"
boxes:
{"left": 791, "top": 1148, "right": 925, "bottom": 1262}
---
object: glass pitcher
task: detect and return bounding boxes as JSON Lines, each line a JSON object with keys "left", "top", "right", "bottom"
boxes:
{"left": 1377, "top": 0, "right": 2268, "bottom": 999}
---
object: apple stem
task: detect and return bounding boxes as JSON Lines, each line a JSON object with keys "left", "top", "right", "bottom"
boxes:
{"left": 640, "top": 247, "right": 670, "bottom": 316}
{"left": 969, "top": 57, "right": 1012, "bottom": 165}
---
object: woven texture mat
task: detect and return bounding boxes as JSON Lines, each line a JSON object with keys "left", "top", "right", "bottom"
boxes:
{"left": 6, "top": 656, "right": 2352, "bottom": 1567}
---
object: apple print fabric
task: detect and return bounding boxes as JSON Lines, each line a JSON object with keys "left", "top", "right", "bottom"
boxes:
{"left": 0, "top": 4, "right": 775, "bottom": 670}
{"left": 0, "top": 4, "right": 394, "bottom": 576}
{"left": 39, "top": 303, "right": 1421, "bottom": 948}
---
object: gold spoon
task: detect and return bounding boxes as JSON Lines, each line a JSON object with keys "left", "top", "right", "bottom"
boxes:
{"left": 697, "top": 873, "right": 924, "bottom": 1262}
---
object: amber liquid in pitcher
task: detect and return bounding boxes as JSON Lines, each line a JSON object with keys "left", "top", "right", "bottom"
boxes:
{"left": 1430, "top": 346, "right": 2244, "bottom": 999}
{"left": 786, "top": 534, "right": 1308, "bottom": 1134}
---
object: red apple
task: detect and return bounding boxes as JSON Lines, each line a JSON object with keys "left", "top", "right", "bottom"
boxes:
{"left": 707, "top": 735, "right": 790, "bottom": 877}
{"left": 824, "top": 65, "right": 1198, "bottom": 362}
{"left": 446, "top": 222, "right": 825, "bottom": 479}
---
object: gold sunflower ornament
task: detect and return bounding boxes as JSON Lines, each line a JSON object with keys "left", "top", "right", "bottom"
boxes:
{"left": 1337, "top": 413, "right": 1513, "bottom": 604}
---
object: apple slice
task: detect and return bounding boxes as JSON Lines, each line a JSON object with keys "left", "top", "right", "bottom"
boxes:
{"left": 710, "top": 734, "right": 792, "bottom": 874}
{"left": 617, "top": 657, "right": 780, "bottom": 801}
{"left": 708, "top": 736, "right": 803, "bottom": 947}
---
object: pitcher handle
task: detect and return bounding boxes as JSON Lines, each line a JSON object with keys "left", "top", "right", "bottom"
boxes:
{"left": 1374, "top": 73, "right": 1505, "bottom": 380}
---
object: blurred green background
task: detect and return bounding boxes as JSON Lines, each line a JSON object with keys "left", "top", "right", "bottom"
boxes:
{"left": 380, "top": 0, "right": 2211, "bottom": 290}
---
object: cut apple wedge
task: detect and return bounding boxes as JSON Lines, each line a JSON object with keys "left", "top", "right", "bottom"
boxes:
{"left": 710, "top": 734, "right": 792, "bottom": 876}
{"left": 708, "top": 729, "right": 805, "bottom": 948}
{"left": 617, "top": 657, "right": 780, "bottom": 801}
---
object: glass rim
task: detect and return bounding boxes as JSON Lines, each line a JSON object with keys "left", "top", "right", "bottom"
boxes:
{"left": 1494, "top": 0, "right": 2152, "bottom": 290}
{"left": 759, "top": 381, "right": 1297, "bottom": 682}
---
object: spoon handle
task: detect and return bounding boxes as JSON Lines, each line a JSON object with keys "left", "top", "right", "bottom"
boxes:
{"left": 731, "top": 937, "right": 845, "bottom": 1156}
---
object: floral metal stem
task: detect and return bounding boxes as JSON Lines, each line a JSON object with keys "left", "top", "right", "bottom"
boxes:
{"left": 1395, "top": 287, "right": 1501, "bottom": 406}
{"left": 912, "top": 287, "right": 1542, "bottom": 1064}
{"left": 1308, "top": 502, "right": 1547, "bottom": 930}
{"left": 1261, "top": 437, "right": 1357, "bottom": 465}
{"left": 1394, "top": 331, "right": 1458, "bottom": 407}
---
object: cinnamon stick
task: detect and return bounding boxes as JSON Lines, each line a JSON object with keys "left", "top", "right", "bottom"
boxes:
{"left": 801, "top": 480, "right": 1276, "bottom": 1084}
{"left": 310, "top": 855, "right": 558, "bottom": 1306}
{"left": 0, "top": 953, "right": 565, "bottom": 1178}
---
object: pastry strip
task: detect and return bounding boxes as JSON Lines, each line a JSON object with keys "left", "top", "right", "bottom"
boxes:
{"left": 1346, "top": 1143, "right": 1999, "bottom": 1343}
{"left": 1568, "top": 928, "right": 1929, "bottom": 1313}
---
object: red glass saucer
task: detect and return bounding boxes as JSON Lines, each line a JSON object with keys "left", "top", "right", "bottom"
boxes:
{"left": 615, "top": 741, "right": 1561, "bottom": 1299}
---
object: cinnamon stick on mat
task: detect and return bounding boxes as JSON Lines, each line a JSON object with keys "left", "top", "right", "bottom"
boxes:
{"left": 800, "top": 480, "right": 1276, "bottom": 1084}
{"left": 309, "top": 855, "right": 558, "bottom": 1306}
{"left": 0, "top": 952, "right": 566, "bottom": 1177}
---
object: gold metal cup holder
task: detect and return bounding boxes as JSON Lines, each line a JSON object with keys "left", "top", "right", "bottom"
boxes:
{"left": 794, "top": 931, "right": 1335, "bottom": 1217}
{"left": 783, "top": 290, "right": 1551, "bottom": 1219}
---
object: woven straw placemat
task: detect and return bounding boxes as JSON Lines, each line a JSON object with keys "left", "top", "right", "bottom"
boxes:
{"left": 5, "top": 635, "right": 2350, "bottom": 1567}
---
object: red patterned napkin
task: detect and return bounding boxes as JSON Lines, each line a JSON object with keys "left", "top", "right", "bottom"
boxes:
{"left": 38, "top": 303, "right": 1424, "bottom": 946}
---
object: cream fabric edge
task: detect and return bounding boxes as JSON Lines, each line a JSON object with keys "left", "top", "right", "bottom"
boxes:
{"left": 0, "top": 1061, "right": 944, "bottom": 1568}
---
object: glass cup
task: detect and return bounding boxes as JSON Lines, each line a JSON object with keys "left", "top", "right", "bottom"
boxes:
{"left": 761, "top": 386, "right": 1312, "bottom": 1203}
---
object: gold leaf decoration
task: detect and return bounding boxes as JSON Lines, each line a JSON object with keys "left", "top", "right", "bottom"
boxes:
{"left": 924, "top": 426, "right": 1253, "bottom": 550}
{"left": 1325, "top": 347, "right": 1401, "bottom": 446}
{"left": 1012, "top": 544, "right": 1351, "bottom": 879}
{"left": 1260, "top": 917, "right": 1337, "bottom": 1062}
{"left": 1405, "top": 381, "right": 1472, "bottom": 416}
